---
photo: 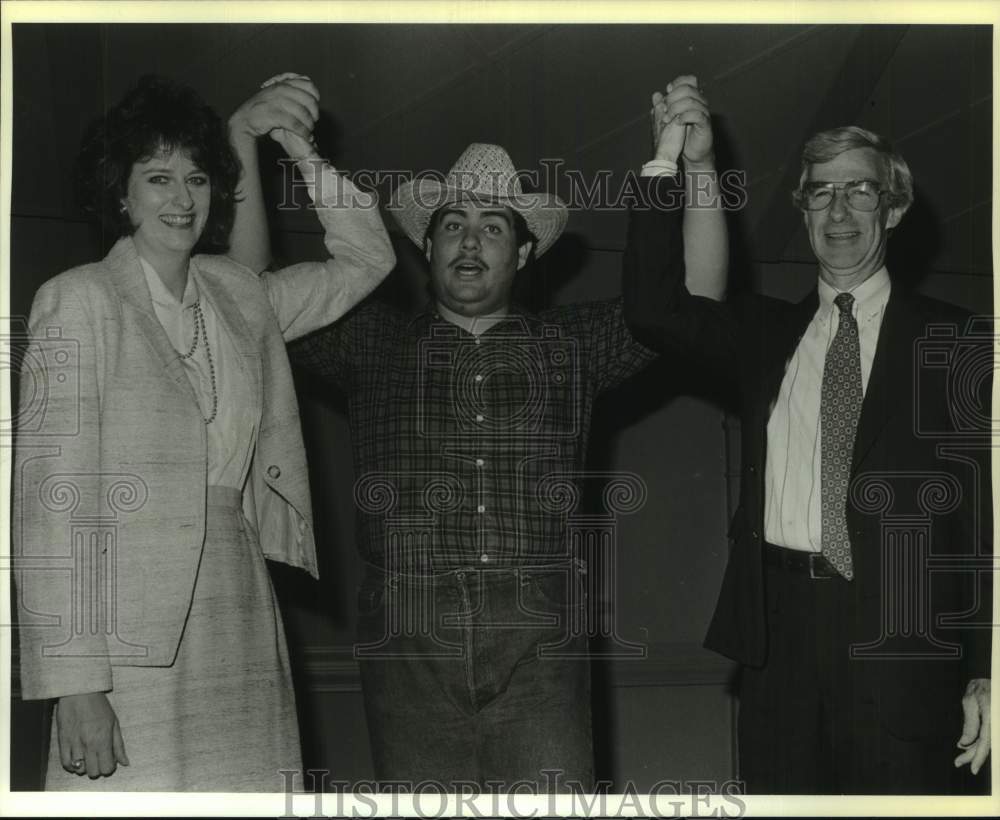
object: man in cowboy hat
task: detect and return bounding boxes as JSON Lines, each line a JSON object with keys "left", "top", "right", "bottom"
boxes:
{"left": 230, "top": 75, "right": 724, "bottom": 789}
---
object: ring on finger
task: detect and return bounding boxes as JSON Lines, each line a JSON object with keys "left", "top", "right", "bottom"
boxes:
{"left": 72, "top": 759, "right": 85, "bottom": 769}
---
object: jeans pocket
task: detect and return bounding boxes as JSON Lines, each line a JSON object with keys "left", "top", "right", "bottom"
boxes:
{"left": 521, "top": 564, "right": 588, "bottom": 612}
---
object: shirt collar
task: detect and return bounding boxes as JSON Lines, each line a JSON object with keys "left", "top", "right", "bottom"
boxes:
{"left": 139, "top": 256, "right": 198, "bottom": 310}
{"left": 408, "top": 301, "right": 539, "bottom": 337}
{"left": 435, "top": 301, "right": 510, "bottom": 336}
{"left": 817, "top": 266, "right": 890, "bottom": 321}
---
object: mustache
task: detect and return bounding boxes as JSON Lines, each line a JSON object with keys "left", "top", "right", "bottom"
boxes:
{"left": 450, "top": 254, "right": 486, "bottom": 268}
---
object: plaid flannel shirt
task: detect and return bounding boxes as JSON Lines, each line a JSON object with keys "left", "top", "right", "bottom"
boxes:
{"left": 291, "top": 297, "right": 656, "bottom": 572}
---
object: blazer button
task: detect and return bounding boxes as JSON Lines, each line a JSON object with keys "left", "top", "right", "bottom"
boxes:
{"left": 751, "top": 529, "right": 760, "bottom": 540}
{"left": 267, "top": 465, "right": 281, "bottom": 480}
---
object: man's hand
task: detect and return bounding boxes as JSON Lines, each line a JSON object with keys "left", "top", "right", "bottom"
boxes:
{"left": 229, "top": 72, "right": 320, "bottom": 161}
{"left": 56, "top": 692, "right": 129, "bottom": 779}
{"left": 955, "top": 677, "right": 991, "bottom": 775}
{"left": 651, "top": 75, "right": 713, "bottom": 169}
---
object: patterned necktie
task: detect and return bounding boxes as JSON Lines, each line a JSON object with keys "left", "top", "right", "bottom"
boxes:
{"left": 820, "top": 292, "right": 861, "bottom": 580}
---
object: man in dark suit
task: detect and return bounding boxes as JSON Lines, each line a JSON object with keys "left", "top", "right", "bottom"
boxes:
{"left": 623, "top": 123, "right": 992, "bottom": 794}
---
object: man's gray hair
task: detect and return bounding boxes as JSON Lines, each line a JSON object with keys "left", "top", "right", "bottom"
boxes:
{"left": 792, "top": 126, "right": 913, "bottom": 213}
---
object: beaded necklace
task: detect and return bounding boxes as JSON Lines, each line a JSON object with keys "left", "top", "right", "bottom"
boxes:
{"left": 178, "top": 300, "right": 219, "bottom": 425}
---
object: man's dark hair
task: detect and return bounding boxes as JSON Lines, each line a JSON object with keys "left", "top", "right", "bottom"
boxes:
{"left": 75, "top": 74, "right": 242, "bottom": 253}
{"left": 423, "top": 203, "right": 538, "bottom": 269}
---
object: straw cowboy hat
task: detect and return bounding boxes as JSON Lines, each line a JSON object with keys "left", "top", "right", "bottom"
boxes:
{"left": 391, "top": 143, "right": 568, "bottom": 257}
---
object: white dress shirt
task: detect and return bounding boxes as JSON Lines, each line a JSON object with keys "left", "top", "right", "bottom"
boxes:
{"left": 764, "top": 268, "right": 891, "bottom": 552}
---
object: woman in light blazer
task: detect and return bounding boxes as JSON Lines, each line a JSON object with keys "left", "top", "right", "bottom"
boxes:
{"left": 13, "top": 74, "right": 394, "bottom": 790}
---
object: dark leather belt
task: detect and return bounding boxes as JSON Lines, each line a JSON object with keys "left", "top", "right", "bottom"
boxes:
{"left": 763, "top": 543, "right": 840, "bottom": 580}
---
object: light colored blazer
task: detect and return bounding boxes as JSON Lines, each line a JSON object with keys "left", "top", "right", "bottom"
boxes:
{"left": 14, "top": 173, "right": 394, "bottom": 700}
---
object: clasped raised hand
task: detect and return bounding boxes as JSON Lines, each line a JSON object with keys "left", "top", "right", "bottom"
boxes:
{"left": 230, "top": 72, "right": 320, "bottom": 161}
{"left": 651, "top": 74, "right": 714, "bottom": 169}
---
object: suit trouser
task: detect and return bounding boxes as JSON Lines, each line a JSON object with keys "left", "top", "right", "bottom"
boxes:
{"left": 354, "top": 560, "right": 594, "bottom": 791}
{"left": 736, "top": 546, "right": 982, "bottom": 795}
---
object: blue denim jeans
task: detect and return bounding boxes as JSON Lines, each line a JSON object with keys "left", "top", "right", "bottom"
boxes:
{"left": 355, "top": 559, "right": 594, "bottom": 791}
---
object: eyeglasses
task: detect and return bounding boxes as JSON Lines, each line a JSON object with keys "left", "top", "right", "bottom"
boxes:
{"left": 797, "top": 179, "right": 886, "bottom": 212}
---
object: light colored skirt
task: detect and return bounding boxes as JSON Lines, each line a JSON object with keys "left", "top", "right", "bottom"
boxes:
{"left": 45, "top": 486, "right": 302, "bottom": 791}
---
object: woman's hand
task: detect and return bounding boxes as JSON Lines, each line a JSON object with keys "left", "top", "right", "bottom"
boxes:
{"left": 229, "top": 72, "right": 320, "bottom": 161}
{"left": 259, "top": 73, "right": 321, "bottom": 160}
{"left": 651, "top": 75, "right": 713, "bottom": 169}
{"left": 56, "top": 692, "right": 129, "bottom": 778}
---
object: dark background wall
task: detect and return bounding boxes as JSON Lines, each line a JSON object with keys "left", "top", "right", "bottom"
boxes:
{"left": 8, "top": 23, "right": 993, "bottom": 790}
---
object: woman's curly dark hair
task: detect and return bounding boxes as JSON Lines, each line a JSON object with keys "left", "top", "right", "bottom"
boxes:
{"left": 75, "top": 75, "right": 242, "bottom": 253}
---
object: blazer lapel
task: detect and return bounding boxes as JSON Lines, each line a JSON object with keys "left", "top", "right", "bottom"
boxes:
{"left": 105, "top": 238, "right": 201, "bottom": 406}
{"left": 852, "top": 291, "right": 911, "bottom": 472}
{"left": 745, "top": 290, "right": 820, "bottom": 492}
{"left": 757, "top": 290, "right": 819, "bottom": 419}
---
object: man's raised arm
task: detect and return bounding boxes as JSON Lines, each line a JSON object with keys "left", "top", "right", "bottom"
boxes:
{"left": 624, "top": 75, "right": 736, "bottom": 373}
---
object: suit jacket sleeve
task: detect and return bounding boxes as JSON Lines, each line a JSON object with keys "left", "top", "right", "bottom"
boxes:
{"left": 622, "top": 175, "right": 739, "bottom": 384}
{"left": 957, "top": 327, "right": 993, "bottom": 681}
{"left": 14, "top": 276, "right": 114, "bottom": 700}
{"left": 260, "top": 161, "right": 396, "bottom": 343}
{"left": 964, "top": 452, "right": 993, "bottom": 681}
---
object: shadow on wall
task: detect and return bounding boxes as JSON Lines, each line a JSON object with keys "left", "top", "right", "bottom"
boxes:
{"left": 886, "top": 190, "right": 945, "bottom": 292}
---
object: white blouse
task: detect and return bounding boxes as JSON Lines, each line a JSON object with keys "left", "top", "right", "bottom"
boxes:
{"left": 140, "top": 256, "right": 257, "bottom": 491}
